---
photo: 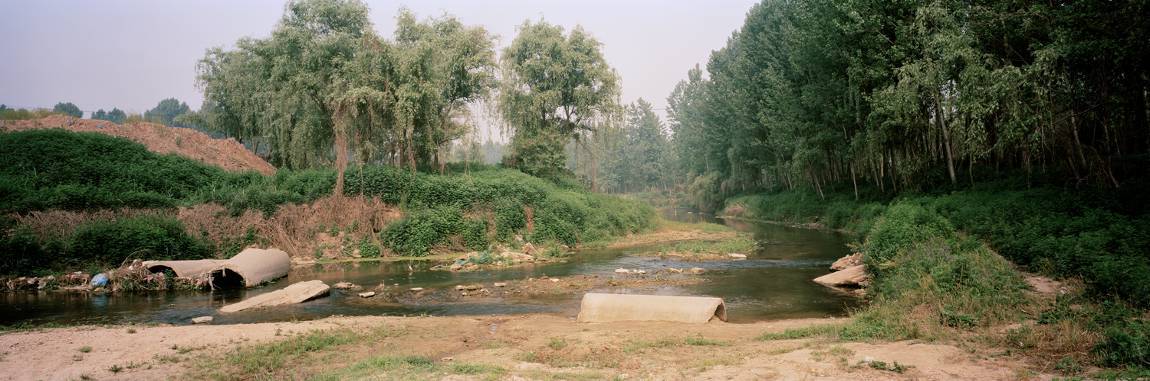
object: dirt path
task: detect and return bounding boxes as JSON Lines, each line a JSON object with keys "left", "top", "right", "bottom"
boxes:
{"left": 0, "top": 314, "right": 1044, "bottom": 381}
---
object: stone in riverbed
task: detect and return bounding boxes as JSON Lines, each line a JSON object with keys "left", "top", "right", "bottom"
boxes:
{"left": 191, "top": 316, "right": 214, "bottom": 324}
{"left": 493, "top": 282, "right": 507, "bottom": 287}
{"left": 219, "top": 280, "right": 330, "bottom": 313}
{"left": 688, "top": 267, "right": 706, "bottom": 275}
{"left": 813, "top": 265, "right": 869, "bottom": 288}
{"left": 830, "top": 253, "right": 862, "bottom": 271}
{"left": 333, "top": 281, "right": 358, "bottom": 290}
{"left": 358, "top": 291, "right": 376, "bottom": 298}
{"left": 727, "top": 253, "right": 747, "bottom": 260}
{"left": 455, "top": 284, "right": 483, "bottom": 291}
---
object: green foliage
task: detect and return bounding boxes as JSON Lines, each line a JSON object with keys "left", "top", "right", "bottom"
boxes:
{"left": 381, "top": 206, "right": 465, "bottom": 257}
{"left": 368, "top": 167, "right": 652, "bottom": 255}
{"left": 197, "top": 0, "right": 496, "bottom": 173}
{"left": 52, "top": 102, "right": 82, "bottom": 118}
{"left": 500, "top": 19, "right": 619, "bottom": 177}
{"left": 69, "top": 216, "right": 212, "bottom": 268}
{"left": 0, "top": 215, "right": 211, "bottom": 275}
{"left": 925, "top": 188, "right": 1150, "bottom": 307}
{"left": 0, "top": 129, "right": 228, "bottom": 213}
{"left": 599, "top": 99, "right": 673, "bottom": 193}
{"left": 727, "top": 190, "right": 886, "bottom": 238}
{"left": 670, "top": 0, "right": 1150, "bottom": 203}
{"left": 91, "top": 108, "right": 127, "bottom": 124}
{"left": 1095, "top": 319, "right": 1150, "bottom": 368}
{"left": 143, "top": 98, "right": 191, "bottom": 126}
{"left": 0, "top": 106, "right": 56, "bottom": 120}
{"left": 191, "top": 169, "right": 334, "bottom": 215}
{"left": 862, "top": 202, "right": 955, "bottom": 272}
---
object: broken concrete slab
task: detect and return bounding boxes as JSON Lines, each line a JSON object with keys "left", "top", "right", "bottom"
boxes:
{"left": 813, "top": 264, "right": 869, "bottom": 288}
{"left": 577, "top": 293, "right": 727, "bottom": 323}
{"left": 220, "top": 280, "right": 330, "bottom": 313}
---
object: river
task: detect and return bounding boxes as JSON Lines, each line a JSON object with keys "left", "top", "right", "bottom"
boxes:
{"left": 0, "top": 210, "right": 859, "bottom": 326}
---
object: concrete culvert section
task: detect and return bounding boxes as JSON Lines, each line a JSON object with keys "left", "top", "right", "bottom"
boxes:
{"left": 143, "top": 248, "right": 290, "bottom": 289}
{"left": 577, "top": 293, "right": 727, "bottom": 323}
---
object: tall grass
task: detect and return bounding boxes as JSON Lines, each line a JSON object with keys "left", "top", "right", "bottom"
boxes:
{"left": 738, "top": 187, "right": 1150, "bottom": 370}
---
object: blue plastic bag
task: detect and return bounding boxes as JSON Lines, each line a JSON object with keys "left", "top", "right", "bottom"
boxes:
{"left": 90, "top": 273, "right": 108, "bottom": 287}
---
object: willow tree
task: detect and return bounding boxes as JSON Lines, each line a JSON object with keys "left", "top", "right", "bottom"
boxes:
{"left": 499, "top": 20, "right": 619, "bottom": 178}
{"left": 393, "top": 9, "right": 496, "bottom": 172}
{"left": 197, "top": 0, "right": 497, "bottom": 191}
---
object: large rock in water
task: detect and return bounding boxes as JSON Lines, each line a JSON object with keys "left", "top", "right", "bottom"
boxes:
{"left": 830, "top": 253, "right": 863, "bottom": 271}
{"left": 813, "top": 265, "right": 869, "bottom": 288}
{"left": 220, "top": 280, "right": 330, "bottom": 313}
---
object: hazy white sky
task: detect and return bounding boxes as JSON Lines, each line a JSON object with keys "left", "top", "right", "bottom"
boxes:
{"left": 0, "top": 0, "right": 755, "bottom": 121}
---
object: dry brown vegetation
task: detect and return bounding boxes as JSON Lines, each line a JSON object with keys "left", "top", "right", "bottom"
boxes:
{"left": 11, "top": 195, "right": 402, "bottom": 262}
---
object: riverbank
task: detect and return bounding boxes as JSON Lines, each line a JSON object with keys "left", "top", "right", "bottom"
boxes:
{"left": 0, "top": 313, "right": 1046, "bottom": 381}
{"left": 722, "top": 186, "right": 1150, "bottom": 376}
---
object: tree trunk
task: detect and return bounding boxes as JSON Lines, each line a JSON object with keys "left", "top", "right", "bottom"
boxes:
{"left": 333, "top": 128, "right": 348, "bottom": 198}
{"left": 937, "top": 91, "right": 957, "bottom": 185}
{"left": 850, "top": 163, "right": 859, "bottom": 201}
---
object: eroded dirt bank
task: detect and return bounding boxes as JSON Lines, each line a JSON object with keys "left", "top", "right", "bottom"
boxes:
{"left": 0, "top": 314, "right": 1046, "bottom": 381}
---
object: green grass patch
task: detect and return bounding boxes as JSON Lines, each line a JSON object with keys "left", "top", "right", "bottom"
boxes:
{"left": 189, "top": 326, "right": 399, "bottom": 380}
{"left": 310, "top": 355, "right": 505, "bottom": 381}
{"left": 658, "top": 235, "right": 754, "bottom": 255}
{"left": 758, "top": 324, "right": 844, "bottom": 341}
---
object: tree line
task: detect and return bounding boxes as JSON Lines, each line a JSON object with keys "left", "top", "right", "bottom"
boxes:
{"left": 667, "top": 0, "right": 1148, "bottom": 206}
{"left": 192, "top": 0, "right": 615, "bottom": 194}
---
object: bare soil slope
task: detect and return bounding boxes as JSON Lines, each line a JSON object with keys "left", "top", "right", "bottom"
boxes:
{"left": 0, "top": 116, "right": 274, "bottom": 175}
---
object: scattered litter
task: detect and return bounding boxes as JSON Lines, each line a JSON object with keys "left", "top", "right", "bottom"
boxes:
{"left": 90, "top": 273, "right": 108, "bottom": 287}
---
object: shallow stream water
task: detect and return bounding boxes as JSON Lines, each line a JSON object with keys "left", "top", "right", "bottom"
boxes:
{"left": 0, "top": 209, "right": 860, "bottom": 326}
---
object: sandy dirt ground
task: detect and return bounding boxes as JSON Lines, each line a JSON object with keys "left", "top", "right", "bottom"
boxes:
{"left": 0, "top": 313, "right": 1047, "bottom": 381}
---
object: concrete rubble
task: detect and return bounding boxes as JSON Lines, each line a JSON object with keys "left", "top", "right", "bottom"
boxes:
{"left": 219, "top": 280, "right": 330, "bottom": 313}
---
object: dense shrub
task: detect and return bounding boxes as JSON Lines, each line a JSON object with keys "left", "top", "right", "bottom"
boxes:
{"left": 361, "top": 166, "right": 653, "bottom": 255}
{"left": 1095, "top": 319, "right": 1150, "bottom": 367}
{"left": 0, "top": 218, "right": 55, "bottom": 275}
{"left": 69, "top": 216, "right": 212, "bottom": 268}
{"left": 0, "top": 215, "right": 211, "bottom": 275}
{"left": 0, "top": 130, "right": 227, "bottom": 213}
{"left": 191, "top": 170, "right": 335, "bottom": 215}
{"left": 381, "top": 206, "right": 466, "bottom": 257}
{"left": 925, "top": 189, "right": 1150, "bottom": 307}
{"left": 726, "top": 190, "right": 887, "bottom": 239}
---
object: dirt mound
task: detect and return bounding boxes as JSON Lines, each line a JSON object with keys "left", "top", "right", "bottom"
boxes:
{"left": 0, "top": 115, "right": 275, "bottom": 175}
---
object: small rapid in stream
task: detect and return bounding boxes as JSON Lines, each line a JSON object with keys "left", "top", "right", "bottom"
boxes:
{"left": 0, "top": 209, "right": 860, "bottom": 326}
